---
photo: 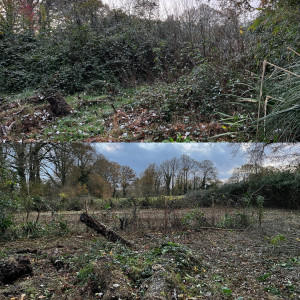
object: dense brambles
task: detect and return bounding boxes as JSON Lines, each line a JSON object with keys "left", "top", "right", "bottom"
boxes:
{"left": 0, "top": 1, "right": 299, "bottom": 141}
{"left": 186, "top": 169, "right": 300, "bottom": 209}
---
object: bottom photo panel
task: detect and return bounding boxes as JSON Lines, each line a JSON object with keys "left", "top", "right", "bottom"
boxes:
{"left": 0, "top": 143, "right": 299, "bottom": 299}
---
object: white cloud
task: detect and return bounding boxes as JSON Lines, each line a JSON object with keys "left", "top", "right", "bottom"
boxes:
{"left": 94, "top": 143, "right": 124, "bottom": 153}
{"left": 138, "top": 143, "right": 161, "bottom": 151}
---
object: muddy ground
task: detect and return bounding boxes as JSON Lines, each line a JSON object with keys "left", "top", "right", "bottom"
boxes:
{"left": 0, "top": 208, "right": 299, "bottom": 299}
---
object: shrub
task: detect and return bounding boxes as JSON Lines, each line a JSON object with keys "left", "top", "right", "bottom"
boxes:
{"left": 182, "top": 209, "right": 209, "bottom": 229}
{"left": 184, "top": 190, "right": 213, "bottom": 207}
{"left": 0, "top": 212, "right": 13, "bottom": 234}
{"left": 217, "top": 212, "right": 252, "bottom": 229}
{"left": 0, "top": 166, "right": 18, "bottom": 237}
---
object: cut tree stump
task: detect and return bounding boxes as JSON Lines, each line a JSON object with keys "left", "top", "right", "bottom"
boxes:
{"left": 92, "top": 259, "right": 133, "bottom": 300}
{"left": 80, "top": 212, "right": 132, "bottom": 247}
{"left": 141, "top": 269, "right": 171, "bottom": 300}
{"left": 45, "top": 92, "right": 71, "bottom": 116}
{"left": 0, "top": 257, "right": 33, "bottom": 284}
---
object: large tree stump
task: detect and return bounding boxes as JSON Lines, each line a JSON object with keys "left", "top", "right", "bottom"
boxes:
{"left": 80, "top": 213, "right": 132, "bottom": 247}
{"left": 45, "top": 92, "right": 71, "bottom": 116}
{"left": 141, "top": 268, "right": 171, "bottom": 300}
{"left": 93, "top": 260, "right": 133, "bottom": 300}
{"left": 0, "top": 257, "right": 33, "bottom": 284}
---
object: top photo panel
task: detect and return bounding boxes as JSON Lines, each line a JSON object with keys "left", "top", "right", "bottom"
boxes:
{"left": 0, "top": 0, "right": 299, "bottom": 143}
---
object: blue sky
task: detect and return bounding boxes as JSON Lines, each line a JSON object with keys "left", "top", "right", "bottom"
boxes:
{"left": 93, "top": 143, "right": 247, "bottom": 180}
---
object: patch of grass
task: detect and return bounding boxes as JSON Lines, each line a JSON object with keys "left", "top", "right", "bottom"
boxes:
{"left": 2, "top": 89, "right": 38, "bottom": 102}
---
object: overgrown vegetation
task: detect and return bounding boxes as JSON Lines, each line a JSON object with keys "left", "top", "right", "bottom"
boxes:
{"left": 190, "top": 169, "right": 300, "bottom": 209}
{"left": 0, "top": 0, "right": 299, "bottom": 141}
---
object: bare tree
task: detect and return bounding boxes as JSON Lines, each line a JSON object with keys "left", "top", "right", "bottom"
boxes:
{"left": 140, "top": 163, "right": 161, "bottom": 197}
{"left": 199, "top": 159, "right": 218, "bottom": 189}
{"left": 44, "top": 143, "right": 75, "bottom": 187}
{"left": 120, "top": 165, "right": 136, "bottom": 197}
{"left": 179, "top": 154, "right": 195, "bottom": 193}
{"left": 160, "top": 159, "right": 175, "bottom": 196}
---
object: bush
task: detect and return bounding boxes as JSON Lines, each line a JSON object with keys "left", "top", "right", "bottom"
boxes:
{"left": 85, "top": 80, "right": 116, "bottom": 95}
{"left": 0, "top": 212, "right": 13, "bottom": 234}
{"left": 182, "top": 209, "right": 209, "bottom": 229}
{"left": 183, "top": 191, "right": 211, "bottom": 207}
{"left": 195, "top": 170, "right": 300, "bottom": 209}
{"left": 0, "top": 166, "right": 18, "bottom": 237}
{"left": 217, "top": 212, "right": 252, "bottom": 229}
{"left": 249, "top": 171, "right": 300, "bottom": 209}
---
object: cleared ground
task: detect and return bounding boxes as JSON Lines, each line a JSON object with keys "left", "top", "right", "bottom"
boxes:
{"left": 0, "top": 208, "right": 299, "bottom": 299}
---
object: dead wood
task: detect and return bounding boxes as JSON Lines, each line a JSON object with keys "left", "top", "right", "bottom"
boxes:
{"left": 25, "top": 95, "right": 45, "bottom": 104}
{"left": 92, "top": 261, "right": 133, "bottom": 300}
{"left": 141, "top": 269, "right": 171, "bottom": 300}
{"left": 45, "top": 92, "right": 71, "bottom": 116}
{"left": 0, "top": 257, "right": 33, "bottom": 284}
{"left": 15, "top": 249, "right": 38, "bottom": 254}
{"left": 80, "top": 212, "right": 132, "bottom": 247}
{"left": 111, "top": 103, "right": 117, "bottom": 113}
{"left": 50, "top": 256, "right": 64, "bottom": 271}
{"left": 0, "top": 124, "right": 7, "bottom": 137}
{"left": 195, "top": 227, "right": 244, "bottom": 231}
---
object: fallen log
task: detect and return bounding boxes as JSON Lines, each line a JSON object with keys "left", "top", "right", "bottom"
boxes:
{"left": 195, "top": 227, "right": 245, "bottom": 231}
{"left": 0, "top": 257, "right": 33, "bottom": 284}
{"left": 15, "top": 249, "right": 38, "bottom": 254}
{"left": 80, "top": 212, "right": 132, "bottom": 247}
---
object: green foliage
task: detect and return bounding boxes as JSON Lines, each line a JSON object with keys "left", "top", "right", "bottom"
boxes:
{"left": 184, "top": 190, "right": 214, "bottom": 207}
{"left": 0, "top": 166, "right": 18, "bottom": 235}
{"left": 269, "top": 234, "right": 286, "bottom": 245}
{"left": 199, "top": 170, "right": 300, "bottom": 209}
{"left": 85, "top": 80, "right": 118, "bottom": 95}
{"left": 221, "top": 286, "right": 232, "bottom": 296}
{"left": 0, "top": 213, "right": 13, "bottom": 234}
{"left": 72, "top": 239, "right": 201, "bottom": 293}
{"left": 182, "top": 209, "right": 208, "bottom": 228}
{"left": 165, "top": 133, "right": 192, "bottom": 143}
{"left": 249, "top": 6, "right": 300, "bottom": 67}
{"left": 0, "top": 12, "right": 184, "bottom": 94}
{"left": 21, "top": 221, "right": 45, "bottom": 238}
{"left": 2, "top": 217, "right": 70, "bottom": 240}
{"left": 264, "top": 285, "right": 281, "bottom": 296}
{"left": 257, "top": 272, "right": 272, "bottom": 282}
{"left": 217, "top": 212, "right": 252, "bottom": 229}
{"left": 257, "top": 57, "right": 300, "bottom": 142}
